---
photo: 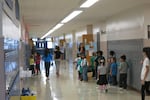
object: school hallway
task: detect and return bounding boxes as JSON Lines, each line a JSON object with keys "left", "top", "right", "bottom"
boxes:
{"left": 19, "top": 60, "right": 150, "bottom": 100}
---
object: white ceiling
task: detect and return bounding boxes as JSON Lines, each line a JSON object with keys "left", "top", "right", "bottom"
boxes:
{"left": 19, "top": 0, "right": 150, "bottom": 38}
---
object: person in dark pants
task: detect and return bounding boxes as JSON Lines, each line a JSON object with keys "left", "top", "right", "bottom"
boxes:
{"left": 141, "top": 47, "right": 150, "bottom": 100}
{"left": 43, "top": 48, "right": 52, "bottom": 80}
{"left": 119, "top": 55, "right": 129, "bottom": 89}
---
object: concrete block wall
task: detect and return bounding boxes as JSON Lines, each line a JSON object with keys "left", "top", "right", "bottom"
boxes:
{"left": 107, "top": 39, "right": 143, "bottom": 90}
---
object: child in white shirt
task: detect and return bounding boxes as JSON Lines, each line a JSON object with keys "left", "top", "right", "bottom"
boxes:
{"left": 97, "top": 59, "right": 108, "bottom": 92}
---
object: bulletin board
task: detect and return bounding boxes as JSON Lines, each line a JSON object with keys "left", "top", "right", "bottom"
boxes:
{"left": 59, "top": 39, "right": 65, "bottom": 46}
{"left": 82, "top": 34, "right": 94, "bottom": 65}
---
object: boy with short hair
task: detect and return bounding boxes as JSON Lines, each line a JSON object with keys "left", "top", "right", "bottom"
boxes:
{"left": 119, "top": 55, "right": 128, "bottom": 89}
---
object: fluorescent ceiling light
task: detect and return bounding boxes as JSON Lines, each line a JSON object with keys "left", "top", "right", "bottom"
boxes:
{"left": 41, "top": 23, "right": 64, "bottom": 39}
{"left": 61, "top": 10, "right": 83, "bottom": 23}
{"left": 53, "top": 23, "right": 64, "bottom": 30}
{"left": 80, "top": 0, "right": 99, "bottom": 8}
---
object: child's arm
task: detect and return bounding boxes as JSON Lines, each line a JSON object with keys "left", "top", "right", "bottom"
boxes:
{"left": 110, "top": 65, "right": 112, "bottom": 76}
{"left": 98, "top": 68, "right": 100, "bottom": 76}
{"left": 73, "top": 58, "right": 78, "bottom": 64}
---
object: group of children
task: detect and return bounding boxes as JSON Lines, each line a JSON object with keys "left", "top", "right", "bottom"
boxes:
{"left": 75, "top": 50, "right": 129, "bottom": 93}
{"left": 29, "top": 52, "right": 41, "bottom": 76}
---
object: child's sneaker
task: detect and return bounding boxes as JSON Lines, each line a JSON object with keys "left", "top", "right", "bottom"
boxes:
{"left": 105, "top": 89, "right": 108, "bottom": 93}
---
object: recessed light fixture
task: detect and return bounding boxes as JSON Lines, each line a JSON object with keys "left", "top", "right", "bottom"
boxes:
{"left": 80, "top": 0, "right": 99, "bottom": 8}
{"left": 61, "top": 10, "right": 83, "bottom": 23}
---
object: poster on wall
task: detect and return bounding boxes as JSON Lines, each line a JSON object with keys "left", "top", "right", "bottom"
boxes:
{"left": 5, "top": 0, "right": 13, "bottom": 10}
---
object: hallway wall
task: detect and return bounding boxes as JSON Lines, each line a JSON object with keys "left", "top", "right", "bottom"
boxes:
{"left": 108, "top": 39, "right": 143, "bottom": 90}
{"left": 104, "top": 5, "right": 148, "bottom": 90}
{"left": 1, "top": 1, "right": 21, "bottom": 99}
{"left": 106, "top": 6, "right": 144, "bottom": 41}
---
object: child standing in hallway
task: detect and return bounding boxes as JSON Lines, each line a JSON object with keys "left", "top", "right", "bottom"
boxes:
{"left": 76, "top": 54, "right": 82, "bottom": 80}
{"left": 35, "top": 52, "right": 41, "bottom": 75}
{"left": 110, "top": 57, "right": 118, "bottom": 86}
{"left": 90, "top": 52, "right": 96, "bottom": 77}
{"left": 74, "top": 54, "right": 82, "bottom": 80}
{"left": 29, "top": 55, "right": 35, "bottom": 75}
{"left": 107, "top": 51, "right": 116, "bottom": 85}
{"left": 97, "top": 59, "right": 108, "bottom": 92}
{"left": 95, "top": 51, "right": 105, "bottom": 80}
{"left": 81, "top": 54, "right": 88, "bottom": 82}
{"left": 119, "top": 55, "right": 128, "bottom": 89}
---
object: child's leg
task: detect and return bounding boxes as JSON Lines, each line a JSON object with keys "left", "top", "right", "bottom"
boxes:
{"left": 123, "top": 74, "right": 127, "bottom": 89}
{"left": 92, "top": 68, "right": 95, "bottom": 77}
{"left": 80, "top": 73, "right": 83, "bottom": 81}
{"left": 31, "top": 65, "right": 35, "bottom": 75}
{"left": 38, "top": 64, "right": 41, "bottom": 73}
{"left": 36, "top": 64, "right": 38, "bottom": 74}
{"left": 99, "top": 85, "right": 103, "bottom": 91}
{"left": 85, "top": 67, "right": 88, "bottom": 81}
{"left": 103, "top": 84, "right": 108, "bottom": 92}
{"left": 103, "top": 84, "right": 107, "bottom": 89}
{"left": 78, "top": 71, "right": 80, "bottom": 79}
{"left": 119, "top": 74, "right": 122, "bottom": 87}
{"left": 82, "top": 66, "right": 88, "bottom": 81}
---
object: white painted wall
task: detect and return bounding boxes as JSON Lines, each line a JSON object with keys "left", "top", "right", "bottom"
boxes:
{"left": 0, "top": 2, "right": 2, "bottom": 37}
{"left": 144, "top": 5, "right": 150, "bottom": 39}
{"left": 65, "top": 34, "right": 72, "bottom": 43}
{"left": 61, "top": 5, "right": 150, "bottom": 44}
{"left": 99, "top": 23, "right": 107, "bottom": 42}
{"left": 2, "top": 11, "right": 20, "bottom": 40}
{"left": 75, "top": 28, "right": 87, "bottom": 43}
{"left": 106, "top": 5, "right": 145, "bottom": 41}
{"left": 2, "top": 0, "right": 21, "bottom": 40}
{"left": 93, "top": 24, "right": 100, "bottom": 42}
{"left": 3, "top": 0, "right": 20, "bottom": 28}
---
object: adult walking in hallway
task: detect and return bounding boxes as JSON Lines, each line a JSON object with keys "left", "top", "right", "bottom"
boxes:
{"left": 43, "top": 48, "right": 52, "bottom": 80}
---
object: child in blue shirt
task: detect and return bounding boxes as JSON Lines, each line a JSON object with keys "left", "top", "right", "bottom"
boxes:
{"left": 43, "top": 48, "right": 53, "bottom": 80}
{"left": 110, "top": 57, "right": 118, "bottom": 85}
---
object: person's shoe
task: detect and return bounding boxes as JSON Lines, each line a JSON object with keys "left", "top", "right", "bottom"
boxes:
{"left": 146, "top": 93, "right": 150, "bottom": 96}
{"left": 46, "top": 77, "right": 49, "bottom": 80}
{"left": 105, "top": 89, "right": 108, "bottom": 93}
{"left": 56, "top": 72, "right": 59, "bottom": 77}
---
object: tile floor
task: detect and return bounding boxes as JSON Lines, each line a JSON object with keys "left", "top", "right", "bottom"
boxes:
{"left": 20, "top": 60, "right": 150, "bottom": 100}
